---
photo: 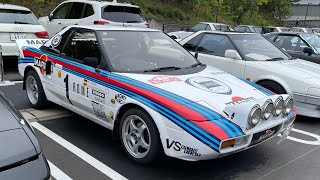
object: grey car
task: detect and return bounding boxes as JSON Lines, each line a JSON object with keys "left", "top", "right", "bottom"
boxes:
{"left": 0, "top": 92, "right": 50, "bottom": 179}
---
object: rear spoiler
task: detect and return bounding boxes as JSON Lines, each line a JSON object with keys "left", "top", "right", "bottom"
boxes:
{"left": 16, "top": 39, "right": 48, "bottom": 58}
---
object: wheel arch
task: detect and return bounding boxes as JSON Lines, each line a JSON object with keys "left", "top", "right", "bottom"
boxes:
{"left": 252, "top": 76, "right": 293, "bottom": 96}
{"left": 23, "top": 65, "right": 38, "bottom": 90}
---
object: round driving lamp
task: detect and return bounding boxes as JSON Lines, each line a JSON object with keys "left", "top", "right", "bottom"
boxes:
{"left": 274, "top": 97, "right": 285, "bottom": 116}
{"left": 284, "top": 97, "right": 294, "bottom": 115}
{"left": 262, "top": 100, "right": 274, "bottom": 120}
{"left": 248, "top": 105, "right": 262, "bottom": 127}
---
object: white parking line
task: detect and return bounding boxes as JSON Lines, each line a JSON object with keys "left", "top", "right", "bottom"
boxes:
{"left": 48, "top": 160, "right": 73, "bottom": 180}
{"left": 0, "top": 80, "right": 23, "bottom": 86}
{"left": 31, "top": 122, "right": 128, "bottom": 180}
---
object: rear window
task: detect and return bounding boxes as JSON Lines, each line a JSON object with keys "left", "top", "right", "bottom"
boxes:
{"left": 0, "top": 9, "right": 39, "bottom": 25}
{"left": 214, "top": 25, "right": 229, "bottom": 31}
{"left": 102, "top": 5, "right": 145, "bottom": 23}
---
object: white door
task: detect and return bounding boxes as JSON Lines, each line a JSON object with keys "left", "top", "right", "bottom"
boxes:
{"left": 195, "top": 33, "right": 246, "bottom": 77}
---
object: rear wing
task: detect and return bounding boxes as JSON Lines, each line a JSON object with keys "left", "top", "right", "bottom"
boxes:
{"left": 16, "top": 39, "right": 48, "bottom": 58}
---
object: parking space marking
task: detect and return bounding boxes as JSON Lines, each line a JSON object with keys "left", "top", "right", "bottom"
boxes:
{"left": 31, "top": 122, "right": 127, "bottom": 180}
{"left": 48, "top": 160, "right": 73, "bottom": 180}
{"left": 0, "top": 81, "right": 23, "bottom": 86}
{"left": 257, "top": 145, "right": 320, "bottom": 180}
{"left": 278, "top": 128, "right": 320, "bottom": 145}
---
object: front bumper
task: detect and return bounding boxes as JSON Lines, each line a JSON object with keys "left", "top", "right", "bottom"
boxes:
{"left": 293, "top": 93, "right": 320, "bottom": 118}
{"left": 0, "top": 42, "right": 19, "bottom": 56}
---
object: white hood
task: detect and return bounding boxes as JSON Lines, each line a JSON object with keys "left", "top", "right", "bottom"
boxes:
{"left": 119, "top": 66, "right": 268, "bottom": 114}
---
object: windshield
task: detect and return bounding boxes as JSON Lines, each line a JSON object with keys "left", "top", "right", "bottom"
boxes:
{"left": 102, "top": 6, "right": 145, "bottom": 23}
{"left": 0, "top": 9, "right": 39, "bottom": 25}
{"left": 99, "top": 31, "right": 198, "bottom": 72}
{"left": 230, "top": 34, "right": 289, "bottom": 61}
{"left": 301, "top": 34, "right": 320, "bottom": 53}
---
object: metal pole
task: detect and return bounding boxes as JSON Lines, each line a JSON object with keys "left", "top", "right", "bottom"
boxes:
{"left": 216, "top": 0, "right": 220, "bottom": 23}
{"left": 304, "top": 3, "right": 310, "bottom": 27}
{"left": 0, "top": 45, "right": 4, "bottom": 82}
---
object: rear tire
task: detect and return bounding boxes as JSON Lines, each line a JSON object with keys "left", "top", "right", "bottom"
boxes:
{"left": 25, "top": 70, "right": 48, "bottom": 109}
{"left": 120, "top": 108, "right": 162, "bottom": 164}
{"left": 258, "top": 81, "right": 286, "bottom": 94}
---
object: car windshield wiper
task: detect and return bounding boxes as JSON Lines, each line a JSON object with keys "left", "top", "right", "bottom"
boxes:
{"left": 144, "top": 66, "right": 182, "bottom": 72}
{"left": 14, "top": 21, "right": 29, "bottom": 24}
{"left": 185, "top": 62, "right": 205, "bottom": 69}
{"left": 266, "top": 57, "right": 284, "bottom": 61}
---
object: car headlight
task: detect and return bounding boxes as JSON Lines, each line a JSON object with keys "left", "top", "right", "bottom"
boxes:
{"left": 262, "top": 100, "right": 274, "bottom": 120}
{"left": 248, "top": 105, "right": 262, "bottom": 127}
{"left": 274, "top": 96, "right": 285, "bottom": 116}
{"left": 284, "top": 96, "right": 293, "bottom": 115}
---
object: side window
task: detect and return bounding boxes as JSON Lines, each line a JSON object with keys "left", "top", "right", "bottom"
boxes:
{"left": 189, "top": 24, "right": 208, "bottom": 32}
{"left": 275, "top": 35, "right": 308, "bottom": 52}
{"left": 62, "top": 29, "right": 101, "bottom": 67}
{"left": 83, "top": 4, "right": 94, "bottom": 18}
{"left": 183, "top": 33, "right": 205, "bottom": 51}
{"left": 196, "top": 34, "right": 236, "bottom": 57}
{"left": 67, "top": 2, "right": 85, "bottom": 19}
{"left": 52, "top": 3, "right": 71, "bottom": 19}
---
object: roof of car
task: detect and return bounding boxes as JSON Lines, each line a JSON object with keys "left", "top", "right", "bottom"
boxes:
{"left": 63, "top": 0, "right": 139, "bottom": 8}
{"left": 198, "top": 30, "right": 253, "bottom": 35}
{"left": 200, "top": 22, "right": 228, "bottom": 26}
{"left": 265, "top": 32, "right": 309, "bottom": 35}
{"left": 68, "top": 25, "right": 160, "bottom": 32}
{"left": 0, "top": 3, "right": 31, "bottom": 11}
{"left": 235, "top": 25, "right": 261, "bottom": 27}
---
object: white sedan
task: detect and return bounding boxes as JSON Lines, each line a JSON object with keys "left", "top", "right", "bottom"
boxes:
{"left": 0, "top": 4, "right": 48, "bottom": 58}
{"left": 180, "top": 31, "right": 320, "bottom": 118}
{"left": 17, "top": 25, "right": 294, "bottom": 163}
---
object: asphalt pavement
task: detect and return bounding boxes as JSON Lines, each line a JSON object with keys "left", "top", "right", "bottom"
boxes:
{"left": 1, "top": 73, "right": 320, "bottom": 180}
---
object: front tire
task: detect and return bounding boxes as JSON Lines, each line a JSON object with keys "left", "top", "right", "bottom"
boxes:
{"left": 25, "top": 70, "right": 48, "bottom": 109}
{"left": 120, "top": 108, "right": 162, "bottom": 164}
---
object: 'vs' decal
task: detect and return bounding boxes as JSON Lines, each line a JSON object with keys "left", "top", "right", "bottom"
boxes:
{"left": 166, "top": 139, "right": 201, "bottom": 157}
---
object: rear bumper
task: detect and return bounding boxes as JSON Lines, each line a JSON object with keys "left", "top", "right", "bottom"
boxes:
{"left": 0, "top": 153, "right": 50, "bottom": 180}
{"left": 293, "top": 93, "right": 320, "bottom": 118}
{"left": 0, "top": 42, "right": 19, "bottom": 56}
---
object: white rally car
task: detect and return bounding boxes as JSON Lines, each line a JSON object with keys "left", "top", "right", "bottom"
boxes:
{"left": 180, "top": 31, "right": 320, "bottom": 118}
{"left": 17, "top": 26, "right": 295, "bottom": 163}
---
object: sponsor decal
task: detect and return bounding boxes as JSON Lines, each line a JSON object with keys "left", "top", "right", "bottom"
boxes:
{"left": 34, "top": 54, "right": 53, "bottom": 75}
{"left": 225, "top": 96, "right": 255, "bottom": 106}
{"left": 51, "top": 35, "right": 62, "bottom": 47}
{"left": 91, "top": 87, "right": 106, "bottom": 104}
{"left": 148, "top": 76, "right": 181, "bottom": 84}
{"left": 115, "top": 94, "right": 126, "bottom": 104}
{"left": 73, "top": 82, "right": 86, "bottom": 96}
{"left": 83, "top": 79, "right": 88, "bottom": 86}
{"left": 109, "top": 111, "right": 114, "bottom": 120}
{"left": 185, "top": 77, "right": 232, "bottom": 95}
{"left": 91, "top": 101, "right": 108, "bottom": 120}
{"left": 166, "top": 139, "right": 201, "bottom": 157}
{"left": 110, "top": 99, "right": 116, "bottom": 104}
{"left": 258, "top": 129, "right": 275, "bottom": 142}
{"left": 57, "top": 70, "right": 62, "bottom": 78}
{"left": 26, "top": 39, "right": 47, "bottom": 46}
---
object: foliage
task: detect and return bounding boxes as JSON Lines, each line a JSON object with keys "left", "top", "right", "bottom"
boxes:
{"left": 1, "top": 0, "right": 294, "bottom": 26}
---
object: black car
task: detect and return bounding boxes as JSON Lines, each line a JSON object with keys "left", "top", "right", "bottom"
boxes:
{"left": 265, "top": 32, "right": 320, "bottom": 64}
{"left": 0, "top": 92, "right": 50, "bottom": 179}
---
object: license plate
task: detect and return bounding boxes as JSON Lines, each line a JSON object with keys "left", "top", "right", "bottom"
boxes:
{"left": 250, "top": 125, "right": 281, "bottom": 146}
{"left": 277, "top": 126, "right": 293, "bottom": 144}
{"left": 10, "top": 33, "right": 27, "bottom": 40}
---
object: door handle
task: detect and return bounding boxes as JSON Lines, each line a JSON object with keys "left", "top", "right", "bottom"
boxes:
{"left": 74, "top": 23, "right": 78, "bottom": 25}
{"left": 58, "top": 23, "right": 61, "bottom": 25}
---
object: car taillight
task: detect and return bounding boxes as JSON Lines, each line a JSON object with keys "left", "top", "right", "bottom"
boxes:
{"left": 94, "top": 20, "right": 109, "bottom": 25}
{"left": 145, "top": 22, "right": 150, "bottom": 28}
{"left": 35, "top": 31, "right": 49, "bottom": 38}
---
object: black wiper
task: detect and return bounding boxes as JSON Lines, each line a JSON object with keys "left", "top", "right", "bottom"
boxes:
{"left": 14, "top": 21, "right": 29, "bottom": 24}
{"left": 144, "top": 66, "right": 182, "bottom": 72}
{"left": 185, "top": 62, "right": 205, "bottom": 69}
{"left": 266, "top": 57, "right": 284, "bottom": 61}
{"left": 126, "top": 21, "right": 140, "bottom": 23}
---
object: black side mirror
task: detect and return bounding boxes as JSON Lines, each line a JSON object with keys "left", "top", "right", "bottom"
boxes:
{"left": 194, "top": 52, "right": 198, "bottom": 59}
{"left": 185, "top": 27, "right": 190, "bottom": 32}
{"left": 303, "top": 47, "right": 314, "bottom": 55}
{"left": 49, "top": 14, "right": 53, "bottom": 21}
{"left": 84, "top": 57, "right": 99, "bottom": 68}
